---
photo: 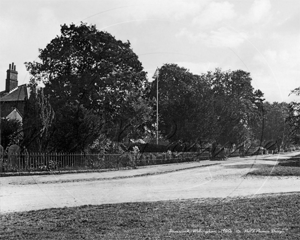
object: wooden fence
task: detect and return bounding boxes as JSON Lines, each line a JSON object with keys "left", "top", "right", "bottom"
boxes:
{"left": 1, "top": 147, "right": 297, "bottom": 173}
{"left": 0, "top": 152, "right": 203, "bottom": 172}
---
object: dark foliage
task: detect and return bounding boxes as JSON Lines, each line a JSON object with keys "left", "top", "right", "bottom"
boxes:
{"left": 150, "top": 65, "right": 264, "bottom": 147}
{"left": 25, "top": 23, "right": 153, "bottom": 152}
{"left": 0, "top": 118, "right": 22, "bottom": 149}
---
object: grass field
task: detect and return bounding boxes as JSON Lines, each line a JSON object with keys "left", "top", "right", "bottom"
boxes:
{"left": 1, "top": 193, "right": 299, "bottom": 239}
{"left": 247, "top": 159, "right": 300, "bottom": 176}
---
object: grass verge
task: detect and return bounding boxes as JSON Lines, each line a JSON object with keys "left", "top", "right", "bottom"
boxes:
{"left": 247, "top": 159, "right": 300, "bottom": 176}
{"left": 247, "top": 165, "right": 300, "bottom": 176}
{"left": 1, "top": 193, "right": 299, "bottom": 239}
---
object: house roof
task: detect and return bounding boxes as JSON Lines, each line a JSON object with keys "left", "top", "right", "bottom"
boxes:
{"left": 6, "top": 108, "right": 23, "bottom": 122}
{"left": 0, "top": 84, "right": 29, "bottom": 102}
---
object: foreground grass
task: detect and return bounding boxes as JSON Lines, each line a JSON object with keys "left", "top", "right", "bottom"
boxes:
{"left": 1, "top": 194, "right": 300, "bottom": 239}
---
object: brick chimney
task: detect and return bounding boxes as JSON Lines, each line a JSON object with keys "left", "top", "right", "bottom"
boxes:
{"left": 6, "top": 62, "right": 18, "bottom": 92}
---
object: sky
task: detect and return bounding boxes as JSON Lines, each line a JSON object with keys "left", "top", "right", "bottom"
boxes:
{"left": 0, "top": 0, "right": 299, "bottom": 103}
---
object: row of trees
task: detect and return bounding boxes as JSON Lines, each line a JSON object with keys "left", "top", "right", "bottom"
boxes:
{"left": 2, "top": 22, "right": 297, "bottom": 153}
{"left": 151, "top": 65, "right": 264, "bottom": 146}
{"left": 150, "top": 64, "right": 293, "bottom": 150}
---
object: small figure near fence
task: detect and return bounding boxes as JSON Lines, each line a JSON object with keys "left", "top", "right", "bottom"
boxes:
{"left": 129, "top": 146, "right": 140, "bottom": 168}
{"left": 7, "top": 144, "right": 21, "bottom": 169}
{"left": 239, "top": 144, "right": 245, "bottom": 157}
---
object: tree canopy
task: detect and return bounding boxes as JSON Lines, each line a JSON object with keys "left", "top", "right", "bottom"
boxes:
{"left": 286, "top": 89, "right": 300, "bottom": 145}
{"left": 251, "top": 102, "right": 290, "bottom": 148}
{"left": 150, "top": 64, "right": 264, "bottom": 147}
{"left": 23, "top": 22, "right": 294, "bottom": 153}
{"left": 25, "top": 23, "right": 153, "bottom": 152}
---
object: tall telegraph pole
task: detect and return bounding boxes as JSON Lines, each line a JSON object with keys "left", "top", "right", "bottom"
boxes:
{"left": 153, "top": 68, "right": 160, "bottom": 145}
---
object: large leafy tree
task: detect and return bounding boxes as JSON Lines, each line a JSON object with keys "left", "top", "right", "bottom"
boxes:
{"left": 185, "top": 73, "right": 216, "bottom": 144}
{"left": 252, "top": 102, "right": 290, "bottom": 148}
{"left": 25, "top": 23, "right": 152, "bottom": 152}
{"left": 47, "top": 104, "right": 104, "bottom": 152}
{"left": 150, "top": 64, "right": 206, "bottom": 142}
{"left": 206, "top": 69, "right": 264, "bottom": 146}
{"left": 286, "top": 88, "right": 300, "bottom": 145}
{"left": 151, "top": 65, "right": 264, "bottom": 147}
{"left": 22, "top": 86, "right": 55, "bottom": 152}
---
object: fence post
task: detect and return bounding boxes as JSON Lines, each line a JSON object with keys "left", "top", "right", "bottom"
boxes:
{"left": 17, "top": 153, "right": 20, "bottom": 171}
{"left": 33, "top": 152, "right": 36, "bottom": 170}
{"left": 33, "top": 152, "right": 35, "bottom": 169}
{"left": 61, "top": 152, "right": 64, "bottom": 170}
{"left": 29, "top": 152, "right": 31, "bottom": 171}
{"left": 55, "top": 152, "right": 58, "bottom": 171}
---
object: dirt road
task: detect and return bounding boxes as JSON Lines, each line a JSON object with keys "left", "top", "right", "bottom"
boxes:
{"left": 1, "top": 153, "right": 300, "bottom": 213}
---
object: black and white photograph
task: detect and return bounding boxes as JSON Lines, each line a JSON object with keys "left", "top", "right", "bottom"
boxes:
{"left": 0, "top": 0, "right": 300, "bottom": 239}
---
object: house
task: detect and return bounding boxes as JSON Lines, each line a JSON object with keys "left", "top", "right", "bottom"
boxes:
{"left": 0, "top": 63, "right": 30, "bottom": 123}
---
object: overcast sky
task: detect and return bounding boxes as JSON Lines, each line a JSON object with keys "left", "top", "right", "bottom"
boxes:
{"left": 0, "top": 0, "right": 299, "bottom": 102}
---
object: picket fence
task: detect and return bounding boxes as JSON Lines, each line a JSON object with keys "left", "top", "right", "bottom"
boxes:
{"left": 1, "top": 146, "right": 296, "bottom": 173}
{"left": 0, "top": 152, "right": 205, "bottom": 172}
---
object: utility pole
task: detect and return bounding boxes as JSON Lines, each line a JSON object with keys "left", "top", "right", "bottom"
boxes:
{"left": 0, "top": 98, "right": 1, "bottom": 147}
{"left": 156, "top": 70, "right": 158, "bottom": 145}
{"left": 153, "top": 68, "right": 160, "bottom": 145}
{"left": 260, "top": 100, "right": 265, "bottom": 147}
